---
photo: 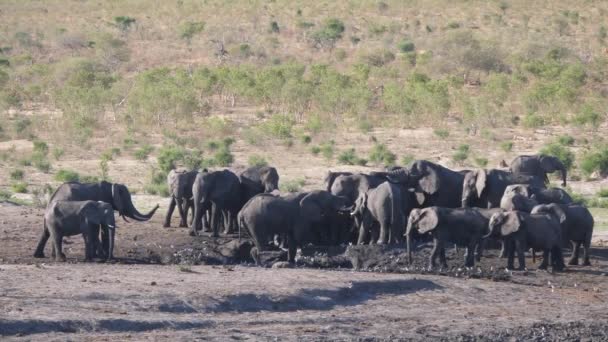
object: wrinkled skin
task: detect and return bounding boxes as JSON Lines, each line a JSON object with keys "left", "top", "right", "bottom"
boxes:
{"left": 510, "top": 154, "right": 567, "bottom": 187}
{"left": 38, "top": 201, "right": 116, "bottom": 262}
{"left": 500, "top": 186, "right": 540, "bottom": 212}
{"left": 407, "top": 160, "right": 470, "bottom": 208}
{"left": 239, "top": 166, "right": 279, "bottom": 206}
{"left": 164, "top": 169, "right": 198, "bottom": 228}
{"left": 192, "top": 170, "right": 241, "bottom": 237}
{"left": 462, "top": 169, "right": 545, "bottom": 209}
{"left": 239, "top": 190, "right": 349, "bottom": 264}
{"left": 532, "top": 204, "right": 594, "bottom": 266}
{"left": 34, "top": 181, "right": 158, "bottom": 258}
{"left": 487, "top": 209, "right": 566, "bottom": 271}
{"left": 324, "top": 171, "right": 353, "bottom": 192}
{"left": 405, "top": 207, "right": 491, "bottom": 268}
{"left": 352, "top": 182, "right": 406, "bottom": 245}
{"left": 504, "top": 184, "right": 573, "bottom": 205}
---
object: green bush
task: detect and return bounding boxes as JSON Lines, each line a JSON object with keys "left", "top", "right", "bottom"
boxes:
{"left": 145, "top": 169, "right": 170, "bottom": 196}
{"left": 540, "top": 142, "right": 574, "bottom": 170}
{"left": 433, "top": 128, "right": 449, "bottom": 139}
{"left": 52, "top": 147, "right": 65, "bottom": 160}
{"left": 280, "top": 178, "right": 305, "bottom": 193}
{"left": 157, "top": 145, "right": 185, "bottom": 172}
{"left": 360, "top": 49, "right": 395, "bottom": 67}
{"left": 134, "top": 144, "right": 154, "bottom": 161}
{"left": 55, "top": 169, "right": 80, "bottom": 182}
{"left": 452, "top": 144, "right": 470, "bottom": 163}
{"left": 580, "top": 146, "right": 608, "bottom": 176}
{"left": 397, "top": 40, "right": 415, "bottom": 53}
{"left": 33, "top": 140, "right": 49, "bottom": 155}
{"left": 32, "top": 153, "right": 51, "bottom": 172}
{"left": 369, "top": 143, "right": 396, "bottom": 166}
{"left": 320, "top": 141, "right": 335, "bottom": 161}
{"left": 269, "top": 21, "right": 280, "bottom": 33}
{"left": 337, "top": 148, "right": 366, "bottom": 165}
{"left": 311, "top": 146, "right": 321, "bottom": 155}
{"left": 572, "top": 104, "right": 602, "bottom": 127}
{"left": 522, "top": 114, "right": 545, "bottom": 128}
{"left": 114, "top": 16, "right": 136, "bottom": 32}
{"left": 180, "top": 21, "right": 205, "bottom": 44}
{"left": 213, "top": 147, "right": 234, "bottom": 167}
{"left": 312, "top": 18, "right": 345, "bottom": 48}
{"left": 500, "top": 141, "right": 514, "bottom": 152}
{"left": 557, "top": 135, "right": 575, "bottom": 146}
{"left": 248, "top": 155, "right": 268, "bottom": 167}
{"left": 401, "top": 154, "right": 415, "bottom": 166}
{"left": 11, "top": 182, "right": 28, "bottom": 193}
{"left": 14, "top": 117, "right": 31, "bottom": 133}
{"left": 10, "top": 169, "right": 24, "bottom": 180}
{"left": 474, "top": 157, "right": 489, "bottom": 167}
{"left": 259, "top": 114, "right": 295, "bottom": 139}
{"left": 0, "top": 189, "right": 11, "bottom": 201}
{"left": 597, "top": 189, "right": 608, "bottom": 198}
{"left": 301, "top": 135, "right": 312, "bottom": 144}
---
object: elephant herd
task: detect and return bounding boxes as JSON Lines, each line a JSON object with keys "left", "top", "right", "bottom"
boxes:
{"left": 32, "top": 153, "right": 594, "bottom": 273}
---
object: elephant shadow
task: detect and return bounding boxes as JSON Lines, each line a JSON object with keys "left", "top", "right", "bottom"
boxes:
{"left": 210, "top": 279, "right": 442, "bottom": 313}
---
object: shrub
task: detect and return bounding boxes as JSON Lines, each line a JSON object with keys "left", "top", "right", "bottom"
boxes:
{"left": 369, "top": 143, "right": 396, "bottom": 166}
{"left": 0, "top": 189, "right": 11, "bottom": 201}
{"left": 338, "top": 148, "right": 366, "bottom": 165}
{"left": 269, "top": 21, "right": 280, "bottom": 33}
{"left": 540, "top": 143, "right": 574, "bottom": 170}
{"left": 500, "top": 141, "right": 514, "bottom": 152}
{"left": 572, "top": 104, "right": 602, "bottom": 127}
{"left": 11, "top": 182, "right": 28, "bottom": 193}
{"left": 557, "top": 135, "right": 575, "bottom": 146}
{"left": 248, "top": 155, "right": 268, "bottom": 167}
{"left": 598, "top": 189, "right": 608, "bottom": 198}
{"left": 32, "top": 153, "right": 51, "bottom": 172}
{"left": 259, "top": 114, "right": 295, "bottom": 139}
{"left": 55, "top": 169, "right": 80, "bottom": 182}
{"left": 14, "top": 117, "right": 31, "bottom": 134}
{"left": 280, "top": 178, "right": 306, "bottom": 193}
{"left": 180, "top": 21, "right": 205, "bottom": 44}
{"left": 10, "top": 169, "right": 24, "bottom": 180}
{"left": 312, "top": 18, "right": 345, "bottom": 48}
{"left": 33, "top": 140, "right": 49, "bottom": 155}
{"left": 134, "top": 144, "right": 154, "bottom": 161}
{"left": 401, "top": 154, "right": 415, "bottom": 166}
{"left": 474, "top": 157, "right": 489, "bottom": 167}
{"left": 433, "top": 128, "right": 449, "bottom": 139}
{"left": 157, "top": 145, "right": 185, "bottom": 172}
{"left": 320, "top": 142, "right": 335, "bottom": 161}
{"left": 52, "top": 147, "right": 65, "bottom": 160}
{"left": 452, "top": 144, "right": 470, "bottom": 163}
{"left": 522, "top": 114, "right": 545, "bottom": 128}
{"left": 114, "top": 16, "right": 136, "bottom": 32}
{"left": 360, "top": 49, "right": 395, "bottom": 67}
{"left": 145, "top": 169, "right": 170, "bottom": 196}
{"left": 213, "top": 147, "right": 233, "bottom": 167}
{"left": 580, "top": 146, "right": 608, "bottom": 176}
{"left": 311, "top": 146, "right": 321, "bottom": 155}
{"left": 446, "top": 22, "right": 460, "bottom": 29}
{"left": 301, "top": 135, "right": 312, "bottom": 144}
{"left": 397, "top": 40, "right": 415, "bottom": 53}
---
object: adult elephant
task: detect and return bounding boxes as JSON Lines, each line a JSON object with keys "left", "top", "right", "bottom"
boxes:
{"left": 239, "top": 190, "right": 349, "bottom": 264}
{"left": 500, "top": 185, "right": 539, "bottom": 212}
{"left": 34, "top": 181, "right": 159, "bottom": 258}
{"left": 504, "top": 184, "right": 573, "bottom": 205}
{"left": 531, "top": 203, "right": 594, "bottom": 266}
{"left": 324, "top": 171, "right": 353, "bottom": 192}
{"left": 191, "top": 169, "right": 241, "bottom": 237}
{"left": 407, "top": 160, "right": 469, "bottom": 208}
{"left": 461, "top": 169, "right": 545, "bottom": 209}
{"left": 510, "top": 154, "right": 567, "bottom": 187}
{"left": 239, "top": 166, "right": 279, "bottom": 205}
{"left": 405, "top": 207, "right": 496, "bottom": 268}
{"left": 164, "top": 169, "right": 199, "bottom": 228}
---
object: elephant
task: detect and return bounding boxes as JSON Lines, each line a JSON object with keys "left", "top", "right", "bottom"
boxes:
{"left": 531, "top": 203, "right": 594, "bottom": 266}
{"left": 351, "top": 182, "right": 406, "bottom": 245}
{"left": 405, "top": 207, "right": 493, "bottom": 268}
{"left": 407, "top": 160, "right": 470, "bottom": 208}
{"left": 461, "top": 169, "right": 545, "bottom": 209}
{"left": 239, "top": 166, "right": 280, "bottom": 206}
{"left": 500, "top": 185, "right": 539, "bottom": 212}
{"left": 324, "top": 171, "right": 353, "bottom": 192}
{"left": 486, "top": 208, "right": 566, "bottom": 271}
{"left": 510, "top": 154, "right": 567, "bottom": 187}
{"left": 34, "top": 181, "right": 159, "bottom": 258}
{"left": 238, "top": 190, "right": 349, "bottom": 264}
{"left": 191, "top": 169, "right": 241, "bottom": 237}
{"left": 40, "top": 201, "right": 116, "bottom": 262}
{"left": 504, "top": 184, "right": 573, "bottom": 205}
{"left": 164, "top": 169, "right": 199, "bottom": 228}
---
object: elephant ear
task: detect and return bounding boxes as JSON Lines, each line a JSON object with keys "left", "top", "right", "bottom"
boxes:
{"left": 111, "top": 183, "right": 125, "bottom": 213}
{"left": 300, "top": 193, "right": 323, "bottom": 222}
{"left": 82, "top": 203, "right": 103, "bottom": 225}
{"left": 545, "top": 204, "right": 567, "bottom": 224}
{"left": 418, "top": 165, "right": 441, "bottom": 195}
{"left": 351, "top": 193, "right": 367, "bottom": 216}
{"left": 417, "top": 208, "right": 439, "bottom": 234}
{"left": 500, "top": 212, "right": 522, "bottom": 236}
{"left": 475, "top": 169, "right": 487, "bottom": 197}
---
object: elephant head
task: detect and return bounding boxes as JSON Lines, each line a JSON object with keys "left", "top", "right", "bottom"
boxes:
{"left": 500, "top": 185, "right": 538, "bottom": 212}
{"left": 539, "top": 155, "right": 567, "bottom": 187}
{"left": 111, "top": 183, "right": 159, "bottom": 222}
{"left": 83, "top": 201, "right": 117, "bottom": 260}
{"left": 350, "top": 192, "right": 368, "bottom": 217}
{"left": 300, "top": 190, "right": 350, "bottom": 221}
{"left": 406, "top": 207, "right": 439, "bottom": 263}
{"left": 259, "top": 166, "right": 279, "bottom": 193}
{"left": 461, "top": 169, "right": 487, "bottom": 207}
{"left": 530, "top": 204, "right": 567, "bottom": 225}
{"left": 408, "top": 161, "right": 441, "bottom": 205}
{"left": 486, "top": 211, "right": 524, "bottom": 238}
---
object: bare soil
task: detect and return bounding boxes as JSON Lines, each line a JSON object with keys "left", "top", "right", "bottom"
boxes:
{"left": 2, "top": 202, "right": 608, "bottom": 340}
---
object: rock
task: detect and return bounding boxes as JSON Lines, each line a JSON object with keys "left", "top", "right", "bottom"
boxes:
{"left": 271, "top": 261, "right": 293, "bottom": 269}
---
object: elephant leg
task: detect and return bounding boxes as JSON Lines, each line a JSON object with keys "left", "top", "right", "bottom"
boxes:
{"left": 553, "top": 247, "right": 565, "bottom": 271}
{"left": 568, "top": 240, "right": 579, "bottom": 265}
{"left": 176, "top": 198, "right": 188, "bottom": 228}
{"left": 466, "top": 241, "right": 477, "bottom": 267}
{"left": 538, "top": 249, "right": 549, "bottom": 270}
{"left": 357, "top": 219, "right": 368, "bottom": 245}
{"left": 475, "top": 239, "right": 484, "bottom": 262}
{"left": 51, "top": 232, "right": 66, "bottom": 262}
{"left": 506, "top": 240, "right": 515, "bottom": 270}
{"left": 202, "top": 209, "right": 211, "bottom": 232}
{"left": 190, "top": 201, "right": 203, "bottom": 236}
{"left": 583, "top": 236, "right": 592, "bottom": 266}
{"left": 515, "top": 240, "right": 526, "bottom": 270}
{"left": 187, "top": 200, "right": 195, "bottom": 227}
{"left": 82, "top": 229, "right": 93, "bottom": 262}
{"left": 429, "top": 238, "right": 439, "bottom": 269}
{"left": 439, "top": 242, "right": 448, "bottom": 269}
{"left": 377, "top": 221, "right": 388, "bottom": 245}
{"left": 499, "top": 240, "right": 506, "bottom": 258}
{"left": 287, "top": 233, "right": 297, "bottom": 264}
{"left": 210, "top": 204, "right": 220, "bottom": 238}
{"left": 33, "top": 226, "right": 50, "bottom": 258}
{"left": 163, "top": 197, "right": 177, "bottom": 228}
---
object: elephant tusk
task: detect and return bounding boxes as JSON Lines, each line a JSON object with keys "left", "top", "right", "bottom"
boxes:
{"left": 121, "top": 214, "right": 130, "bottom": 223}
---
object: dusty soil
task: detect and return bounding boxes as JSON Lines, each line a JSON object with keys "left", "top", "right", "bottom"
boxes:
{"left": 3, "top": 202, "right": 608, "bottom": 340}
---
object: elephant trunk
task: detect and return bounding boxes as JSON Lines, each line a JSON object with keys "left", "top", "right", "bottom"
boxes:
{"left": 127, "top": 199, "right": 159, "bottom": 222}
{"left": 482, "top": 224, "right": 496, "bottom": 239}
{"left": 560, "top": 167, "right": 567, "bottom": 187}
{"left": 107, "top": 225, "right": 115, "bottom": 260}
{"left": 406, "top": 221, "right": 413, "bottom": 264}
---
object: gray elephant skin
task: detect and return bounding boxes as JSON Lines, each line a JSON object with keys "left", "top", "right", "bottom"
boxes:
{"left": 351, "top": 182, "right": 406, "bottom": 245}
{"left": 510, "top": 154, "right": 567, "bottom": 186}
{"left": 407, "top": 160, "right": 470, "bottom": 208}
{"left": 532, "top": 203, "right": 594, "bottom": 266}
{"left": 406, "top": 207, "right": 496, "bottom": 268}
{"left": 164, "top": 169, "right": 198, "bottom": 228}
{"left": 37, "top": 201, "right": 116, "bottom": 261}
{"left": 487, "top": 208, "right": 566, "bottom": 271}
{"left": 239, "top": 166, "right": 280, "bottom": 205}
{"left": 34, "top": 181, "right": 159, "bottom": 258}
{"left": 192, "top": 169, "right": 241, "bottom": 237}
{"left": 238, "top": 190, "right": 349, "bottom": 264}
{"left": 504, "top": 184, "right": 572, "bottom": 205}
{"left": 462, "top": 169, "right": 545, "bottom": 208}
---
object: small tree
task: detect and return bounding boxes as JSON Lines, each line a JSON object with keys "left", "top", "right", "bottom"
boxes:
{"left": 180, "top": 21, "right": 205, "bottom": 45}
{"left": 114, "top": 16, "right": 136, "bottom": 33}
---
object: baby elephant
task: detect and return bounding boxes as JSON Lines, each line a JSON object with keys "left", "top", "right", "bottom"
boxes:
{"left": 351, "top": 182, "right": 405, "bottom": 245}
{"left": 487, "top": 208, "right": 566, "bottom": 271}
{"left": 41, "top": 201, "right": 116, "bottom": 262}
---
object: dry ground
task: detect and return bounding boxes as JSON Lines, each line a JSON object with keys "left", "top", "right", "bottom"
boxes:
{"left": 3, "top": 202, "right": 608, "bottom": 340}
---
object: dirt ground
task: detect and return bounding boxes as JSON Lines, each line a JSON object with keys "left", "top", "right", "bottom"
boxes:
{"left": 2, "top": 202, "right": 608, "bottom": 340}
